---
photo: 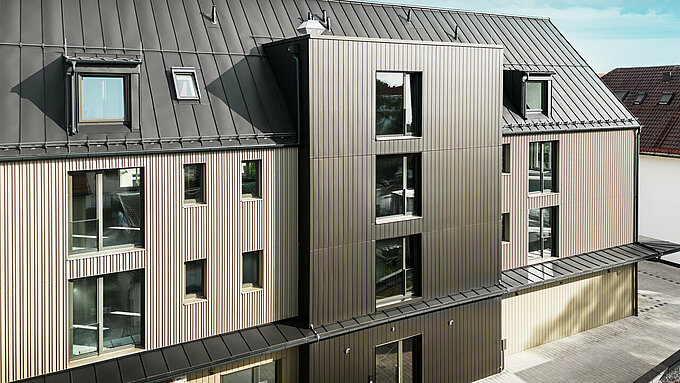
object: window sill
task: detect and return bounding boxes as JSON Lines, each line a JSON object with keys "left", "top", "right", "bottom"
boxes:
{"left": 375, "top": 215, "right": 422, "bottom": 225}
{"left": 376, "top": 295, "right": 420, "bottom": 310}
{"left": 375, "top": 135, "right": 421, "bottom": 141}
{"left": 241, "top": 286, "right": 263, "bottom": 294}
{"left": 241, "top": 197, "right": 262, "bottom": 202}
{"left": 183, "top": 297, "right": 208, "bottom": 305}
{"left": 528, "top": 191, "right": 559, "bottom": 198}
{"left": 183, "top": 201, "right": 207, "bottom": 208}
{"left": 68, "top": 246, "right": 144, "bottom": 260}
{"left": 69, "top": 345, "right": 143, "bottom": 368}
{"left": 502, "top": 241, "right": 511, "bottom": 245}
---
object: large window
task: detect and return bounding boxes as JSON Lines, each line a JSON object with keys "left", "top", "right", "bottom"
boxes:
{"left": 376, "top": 236, "right": 419, "bottom": 307}
{"left": 222, "top": 360, "right": 278, "bottom": 383}
{"left": 375, "top": 336, "right": 420, "bottom": 383}
{"left": 185, "top": 259, "right": 206, "bottom": 300}
{"left": 376, "top": 154, "right": 420, "bottom": 219}
{"left": 529, "top": 207, "right": 557, "bottom": 260}
{"left": 242, "top": 251, "right": 263, "bottom": 291}
{"left": 79, "top": 76, "right": 127, "bottom": 122}
{"left": 70, "top": 270, "right": 143, "bottom": 360}
{"left": 529, "top": 141, "right": 557, "bottom": 193}
{"left": 376, "top": 72, "right": 422, "bottom": 137}
{"left": 184, "top": 163, "right": 206, "bottom": 204}
{"left": 241, "top": 160, "right": 261, "bottom": 199}
{"left": 69, "top": 168, "right": 143, "bottom": 255}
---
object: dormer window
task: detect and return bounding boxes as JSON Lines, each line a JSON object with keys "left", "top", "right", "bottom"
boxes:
{"left": 526, "top": 81, "right": 546, "bottom": 112}
{"left": 172, "top": 67, "right": 200, "bottom": 101}
{"left": 659, "top": 92, "right": 675, "bottom": 105}
{"left": 503, "top": 70, "right": 552, "bottom": 120}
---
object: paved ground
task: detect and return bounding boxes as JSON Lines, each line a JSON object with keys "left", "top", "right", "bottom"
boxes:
{"left": 476, "top": 261, "right": 680, "bottom": 383}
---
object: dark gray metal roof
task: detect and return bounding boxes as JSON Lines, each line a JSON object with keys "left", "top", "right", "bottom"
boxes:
{"left": 0, "top": 0, "right": 637, "bottom": 161}
{"left": 501, "top": 240, "right": 680, "bottom": 293}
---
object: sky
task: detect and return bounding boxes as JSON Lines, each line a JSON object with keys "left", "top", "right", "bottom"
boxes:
{"left": 374, "top": 0, "right": 680, "bottom": 73}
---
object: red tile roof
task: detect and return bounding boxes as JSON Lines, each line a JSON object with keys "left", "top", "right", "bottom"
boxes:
{"left": 602, "top": 66, "right": 680, "bottom": 156}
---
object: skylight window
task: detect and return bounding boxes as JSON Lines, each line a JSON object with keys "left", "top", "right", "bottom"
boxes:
{"left": 659, "top": 92, "right": 675, "bottom": 105}
{"left": 171, "top": 67, "right": 200, "bottom": 101}
{"left": 613, "top": 90, "right": 629, "bottom": 102}
{"left": 633, "top": 93, "right": 646, "bottom": 105}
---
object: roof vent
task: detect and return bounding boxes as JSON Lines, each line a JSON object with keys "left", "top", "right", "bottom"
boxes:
{"left": 298, "top": 13, "right": 327, "bottom": 35}
{"left": 663, "top": 71, "right": 672, "bottom": 83}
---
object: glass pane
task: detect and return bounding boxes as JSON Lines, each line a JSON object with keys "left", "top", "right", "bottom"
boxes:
{"left": 542, "top": 208, "right": 554, "bottom": 257}
{"left": 502, "top": 144, "right": 510, "bottom": 173}
{"left": 376, "top": 238, "right": 405, "bottom": 302}
{"left": 404, "top": 237, "right": 416, "bottom": 296}
{"left": 375, "top": 341, "right": 399, "bottom": 383}
{"left": 243, "top": 251, "right": 261, "bottom": 288}
{"left": 223, "top": 368, "right": 253, "bottom": 383}
{"left": 376, "top": 72, "right": 404, "bottom": 136}
{"left": 102, "top": 270, "right": 143, "bottom": 351}
{"left": 528, "top": 142, "right": 541, "bottom": 193}
{"left": 502, "top": 214, "right": 510, "bottom": 242}
{"left": 526, "top": 81, "right": 543, "bottom": 111}
{"left": 403, "top": 73, "right": 413, "bottom": 134}
{"left": 186, "top": 260, "right": 205, "bottom": 298}
{"left": 102, "top": 168, "right": 143, "bottom": 248}
{"left": 376, "top": 156, "right": 405, "bottom": 217}
{"left": 70, "top": 172, "right": 99, "bottom": 253}
{"left": 184, "top": 164, "right": 205, "bottom": 203}
{"left": 406, "top": 155, "right": 417, "bottom": 214}
{"left": 402, "top": 338, "right": 416, "bottom": 383}
{"left": 528, "top": 208, "right": 542, "bottom": 259}
{"left": 257, "top": 361, "right": 277, "bottom": 383}
{"left": 175, "top": 73, "right": 198, "bottom": 99}
{"left": 71, "top": 277, "right": 98, "bottom": 358}
{"left": 242, "top": 161, "right": 260, "bottom": 199}
{"left": 542, "top": 142, "right": 554, "bottom": 192}
{"left": 81, "top": 77, "right": 125, "bottom": 120}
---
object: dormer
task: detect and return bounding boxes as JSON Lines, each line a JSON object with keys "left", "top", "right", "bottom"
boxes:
{"left": 504, "top": 70, "right": 553, "bottom": 120}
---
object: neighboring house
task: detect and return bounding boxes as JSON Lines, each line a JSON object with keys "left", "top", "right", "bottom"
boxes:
{"left": 0, "top": 1, "right": 676, "bottom": 383}
{"left": 602, "top": 67, "right": 680, "bottom": 248}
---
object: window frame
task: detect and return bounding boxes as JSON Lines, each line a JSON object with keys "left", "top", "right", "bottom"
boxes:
{"left": 523, "top": 74, "right": 552, "bottom": 119}
{"left": 502, "top": 213, "right": 510, "bottom": 243}
{"left": 241, "top": 160, "right": 262, "bottom": 200}
{"left": 171, "top": 67, "right": 201, "bottom": 101}
{"left": 375, "top": 235, "right": 420, "bottom": 308}
{"left": 183, "top": 163, "right": 206, "bottom": 205}
{"left": 68, "top": 168, "right": 145, "bottom": 257}
{"left": 375, "top": 154, "right": 421, "bottom": 222}
{"left": 241, "top": 250, "right": 263, "bottom": 292}
{"left": 502, "top": 143, "right": 510, "bottom": 174}
{"left": 374, "top": 335, "right": 421, "bottom": 383}
{"left": 375, "top": 71, "right": 422, "bottom": 139}
{"left": 528, "top": 141, "right": 558, "bottom": 194}
{"left": 68, "top": 269, "right": 145, "bottom": 361}
{"left": 528, "top": 206, "right": 558, "bottom": 261}
{"left": 78, "top": 74, "right": 130, "bottom": 124}
{"left": 184, "top": 259, "right": 207, "bottom": 301}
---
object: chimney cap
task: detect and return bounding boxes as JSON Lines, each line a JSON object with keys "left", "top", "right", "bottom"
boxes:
{"left": 297, "top": 19, "right": 326, "bottom": 35}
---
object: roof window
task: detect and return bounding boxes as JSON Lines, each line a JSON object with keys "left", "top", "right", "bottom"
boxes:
{"left": 633, "top": 93, "right": 646, "bottom": 105}
{"left": 171, "top": 67, "right": 200, "bottom": 101}
{"left": 613, "top": 90, "right": 629, "bottom": 102}
{"left": 659, "top": 92, "right": 675, "bottom": 105}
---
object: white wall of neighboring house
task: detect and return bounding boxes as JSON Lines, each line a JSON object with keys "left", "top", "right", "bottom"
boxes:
{"left": 639, "top": 154, "right": 680, "bottom": 264}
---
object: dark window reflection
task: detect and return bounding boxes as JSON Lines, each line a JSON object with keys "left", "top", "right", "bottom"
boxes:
{"left": 376, "top": 72, "right": 421, "bottom": 136}
{"left": 184, "top": 164, "right": 205, "bottom": 204}
{"left": 375, "top": 337, "right": 419, "bottom": 383}
{"left": 71, "top": 277, "right": 98, "bottom": 358}
{"left": 528, "top": 141, "right": 557, "bottom": 193}
{"left": 242, "top": 161, "right": 260, "bottom": 199}
{"left": 70, "top": 172, "right": 98, "bottom": 253}
{"left": 242, "top": 251, "right": 261, "bottom": 289}
{"left": 529, "top": 207, "right": 557, "bottom": 260}
{"left": 102, "top": 168, "right": 142, "bottom": 248}
{"left": 185, "top": 260, "right": 206, "bottom": 299}
{"left": 376, "top": 236, "right": 419, "bottom": 305}
{"left": 376, "top": 155, "right": 419, "bottom": 218}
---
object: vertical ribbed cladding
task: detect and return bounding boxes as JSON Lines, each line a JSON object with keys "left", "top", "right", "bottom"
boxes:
{"left": 289, "top": 36, "right": 504, "bottom": 326}
{"left": 501, "top": 264, "right": 633, "bottom": 354}
{"left": 303, "top": 298, "right": 501, "bottom": 383}
{"left": 0, "top": 147, "right": 298, "bottom": 382}
{"left": 501, "top": 130, "right": 635, "bottom": 270}
{"left": 186, "top": 347, "right": 299, "bottom": 382}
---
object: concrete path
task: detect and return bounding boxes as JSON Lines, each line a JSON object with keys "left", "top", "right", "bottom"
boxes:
{"left": 475, "top": 261, "right": 680, "bottom": 383}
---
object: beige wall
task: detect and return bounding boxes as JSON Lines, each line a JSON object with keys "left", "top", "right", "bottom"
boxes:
{"left": 187, "top": 347, "right": 298, "bottom": 383}
{"left": 0, "top": 148, "right": 298, "bottom": 382}
{"left": 501, "top": 264, "right": 633, "bottom": 355}
{"left": 501, "top": 130, "right": 635, "bottom": 270}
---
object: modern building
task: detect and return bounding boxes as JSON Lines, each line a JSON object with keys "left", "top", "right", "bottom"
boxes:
{"left": 0, "top": 1, "right": 676, "bottom": 383}
{"left": 601, "top": 67, "right": 680, "bottom": 255}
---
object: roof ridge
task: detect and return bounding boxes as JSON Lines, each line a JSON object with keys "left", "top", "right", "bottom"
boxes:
{"left": 323, "top": 0, "right": 551, "bottom": 21}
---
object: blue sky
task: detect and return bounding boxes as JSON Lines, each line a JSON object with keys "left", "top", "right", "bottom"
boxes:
{"left": 376, "top": 0, "right": 680, "bottom": 73}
